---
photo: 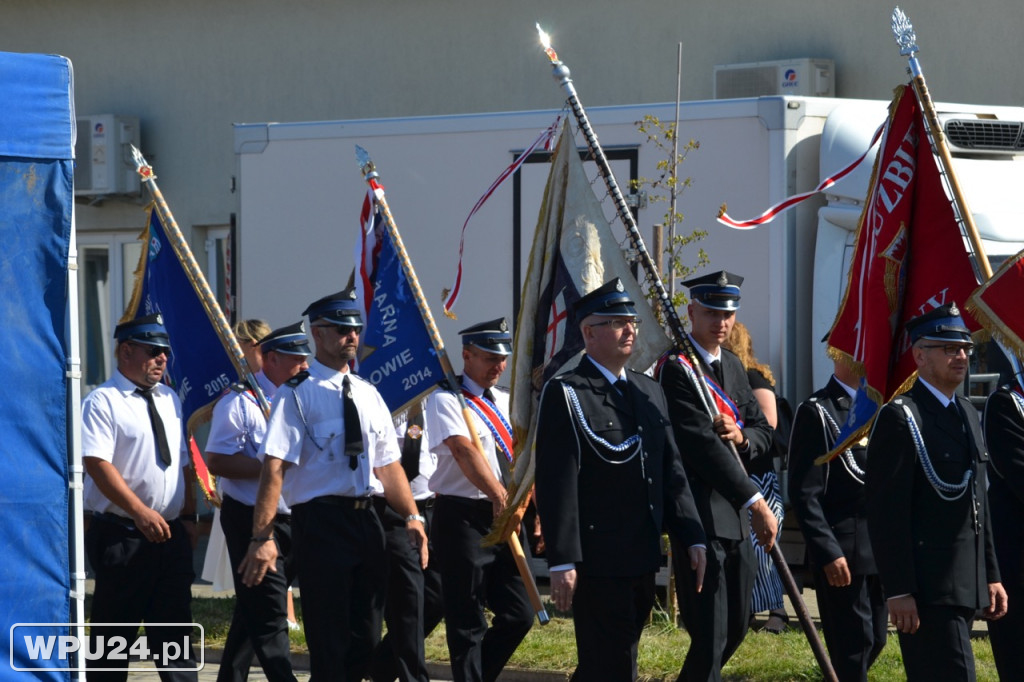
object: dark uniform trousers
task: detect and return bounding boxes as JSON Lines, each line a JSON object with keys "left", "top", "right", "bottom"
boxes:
{"left": 370, "top": 497, "right": 444, "bottom": 682}
{"left": 431, "top": 495, "right": 533, "bottom": 682}
{"left": 673, "top": 536, "right": 753, "bottom": 682}
{"left": 85, "top": 515, "right": 198, "bottom": 682}
{"left": 217, "top": 495, "right": 296, "bottom": 682}
{"left": 571, "top": 572, "right": 656, "bottom": 682}
{"left": 291, "top": 498, "right": 387, "bottom": 681}
{"left": 982, "top": 387, "right": 1024, "bottom": 682}
{"left": 788, "top": 381, "right": 887, "bottom": 682}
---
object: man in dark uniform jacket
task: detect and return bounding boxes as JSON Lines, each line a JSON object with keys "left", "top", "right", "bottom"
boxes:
{"left": 866, "top": 303, "right": 1006, "bottom": 682}
{"left": 534, "top": 278, "right": 707, "bottom": 681}
{"left": 655, "top": 271, "right": 777, "bottom": 682}
{"left": 982, "top": 377, "right": 1024, "bottom": 681}
{"left": 788, "top": 358, "right": 886, "bottom": 682}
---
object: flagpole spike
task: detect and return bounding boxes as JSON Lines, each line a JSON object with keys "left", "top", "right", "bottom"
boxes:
{"left": 890, "top": 7, "right": 918, "bottom": 59}
{"left": 129, "top": 144, "right": 156, "bottom": 182}
{"left": 355, "top": 145, "right": 378, "bottom": 180}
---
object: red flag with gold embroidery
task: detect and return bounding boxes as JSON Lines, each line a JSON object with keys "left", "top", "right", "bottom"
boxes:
{"left": 968, "top": 247, "right": 1024, "bottom": 356}
{"left": 823, "top": 84, "right": 980, "bottom": 461}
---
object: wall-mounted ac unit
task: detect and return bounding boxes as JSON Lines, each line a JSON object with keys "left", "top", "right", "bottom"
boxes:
{"left": 74, "top": 115, "right": 141, "bottom": 196}
{"left": 713, "top": 58, "right": 834, "bottom": 99}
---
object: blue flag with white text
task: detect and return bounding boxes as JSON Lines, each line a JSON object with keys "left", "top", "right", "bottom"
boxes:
{"left": 124, "top": 209, "right": 237, "bottom": 433}
{"left": 355, "top": 191, "right": 442, "bottom": 414}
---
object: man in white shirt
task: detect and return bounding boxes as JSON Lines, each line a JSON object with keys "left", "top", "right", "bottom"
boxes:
{"left": 238, "top": 289, "right": 426, "bottom": 681}
{"left": 206, "top": 321, "right": 310, "bottom": 682}
{"left": 82, "top": 313, "right": 198, "bottom": 682}
{"left": 426, "top": 318, "right": 533, "bottom": 682}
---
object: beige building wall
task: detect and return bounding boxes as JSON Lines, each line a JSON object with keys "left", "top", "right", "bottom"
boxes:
{"left": 3, "top": 0, "right": 1020, "bottom": 239}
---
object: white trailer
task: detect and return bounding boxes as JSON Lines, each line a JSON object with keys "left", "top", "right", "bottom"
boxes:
{"left": 233, "top": 95, "right": 1024, "bottom": 404}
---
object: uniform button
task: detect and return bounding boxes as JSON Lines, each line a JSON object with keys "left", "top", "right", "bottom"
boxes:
{"left": 638, "top": 425, "right": 644, "bottom": 433}
{"left": 643, "top": 452, "right": 648, "bottom": 460}
{"left": 647, "top": 477, "right": 653, "bottom": 485}
{"left": 649, "top": 504, "right": 654, "bottom": 510}
{"left": 587, "top": 524, "right": 594, "bottom": 531}
{"left": 607, "top": 421, "right": 614, "bottom": 428}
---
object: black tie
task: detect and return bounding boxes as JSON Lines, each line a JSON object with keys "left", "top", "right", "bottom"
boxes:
{"left": 342, "top": 375, "right": 364, "bottom": 470}
{"left": 136, "top": 387, "right": 172, "bottom": 466}
{"left": 614, "top": 378, "right": 629, "bottom": 395}
{"left": 400, "top": 404, "right": 424, "bottom": 481}
{"left": 710, "top": 359, "right": 724, "bottom": 385}
{"left": 483, "top": 388, "right": 497, "bottom": 404}
{"left": 948, "top": 401, "right": 966, "bottom": 434}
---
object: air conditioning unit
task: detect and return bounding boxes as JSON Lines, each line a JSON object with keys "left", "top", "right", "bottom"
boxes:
{"left": 713, "top": 58, "right": 834, "bottom": 99}
{"left": 74, "top": 115, "right": 141, "bottom": 196}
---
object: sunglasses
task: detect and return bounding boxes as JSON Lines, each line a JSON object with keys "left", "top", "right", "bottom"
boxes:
{"left": 128, "top": 342, "right": 169, "bottom": 358}
{"left": 315, "top": 323, "right": 362, "bottom": 336}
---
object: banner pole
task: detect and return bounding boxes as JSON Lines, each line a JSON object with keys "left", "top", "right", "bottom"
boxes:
{"left": 536, "top": 25, "right": 836, "bottom": 681}
{"left": 356, "top": 146, "right": 550, "bottom": 626}
{"left": 891, "top": 7, "right": 992, "bottom": 280}
{"left": 129, "top": 145, "right": 270, "bottom": 418}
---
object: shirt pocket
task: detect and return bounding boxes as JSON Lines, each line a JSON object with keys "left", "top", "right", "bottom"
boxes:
{"left": 310, "top": 418, "right": 345, "bottom": 453}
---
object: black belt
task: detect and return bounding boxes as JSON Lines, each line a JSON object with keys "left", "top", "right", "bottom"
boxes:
{"left": 307, "top": 495, "right": 374, "bottom": 510}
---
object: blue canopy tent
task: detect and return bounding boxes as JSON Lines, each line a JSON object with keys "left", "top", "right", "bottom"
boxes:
{"left": 0, "top": 51, "right": 77, "bottom": 680}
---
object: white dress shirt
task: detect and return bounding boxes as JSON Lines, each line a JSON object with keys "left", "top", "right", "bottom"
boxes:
{"left": 258, "top": 359, "right": 400, "bottom": 506}
{"left": 205, "top": 371, "right": 289, "bottom": 512}
{"left": 82, "top": 370, "right": 188, "bottom": 519}
{"left": 426, "top": 375, "right": 510, "bottom": 499}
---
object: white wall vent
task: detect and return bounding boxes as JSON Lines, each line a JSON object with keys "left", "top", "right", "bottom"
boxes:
{"left": 713, "top": 58, "right": 834, "bottom": 99}
{"left": 74, "top": 115, "right": 141, "bottom": 196}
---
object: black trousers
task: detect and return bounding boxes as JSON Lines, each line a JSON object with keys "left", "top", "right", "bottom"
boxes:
{"left": 217, "top": 495, "right": 296, "bottom": 682}
{"left": 291, "top": 498, "right": 387, "bottom": 682}
{"left": 432, "top": 496, "right": 533, "bottom": 682}
{"left": 812, "top": 569, "right": 887, "bottom": 682}
{"left": 570, "top": 572, "right": 655, "bottom": 682}
{"left": 989, "top": 576, "right": 1024, "bottom": 682}
{"left": 370, "top": 498, "right": 444, "bottom": 682}
{"left": 897, "top": 604, "right": 977, "bottom": 682}
{"left": 672, "top": 536, "right": 754, "bottom": 682}
{"left": 85, "top": 516, "right": 197, "bottom": 682}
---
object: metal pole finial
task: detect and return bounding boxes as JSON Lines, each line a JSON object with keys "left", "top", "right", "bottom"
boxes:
{"left": 891, "top": 7, "right": 918, "bottom": 57}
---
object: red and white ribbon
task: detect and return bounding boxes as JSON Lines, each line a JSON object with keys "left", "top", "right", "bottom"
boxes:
{"left": 717, "top": 120, "right": 884, "bottom": 230}
{"left": 442, "top": 116, "right": 562, "bottom": 316}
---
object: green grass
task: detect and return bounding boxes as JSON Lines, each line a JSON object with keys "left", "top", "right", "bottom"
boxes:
{"left": 187, "top": 596, "right": 1000, "bottom": 680}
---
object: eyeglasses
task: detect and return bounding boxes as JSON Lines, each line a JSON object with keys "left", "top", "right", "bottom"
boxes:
{"left": 128, "top": 342, "right": 169, "bottom": 358}
{"left": 587, "top": 318, "right": 642, "bottom": 331}
{"left": 315, "top": 323, "right": 362, "bottom": 336}
{"left": 918, "top": 343, "right": 975, "bottom": 357}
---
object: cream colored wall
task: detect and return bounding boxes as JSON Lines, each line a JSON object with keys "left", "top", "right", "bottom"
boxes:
{"left": 2, "top": 0, "right": 1020, "bottom": 239}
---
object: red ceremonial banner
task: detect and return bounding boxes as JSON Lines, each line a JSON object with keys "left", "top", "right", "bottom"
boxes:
{"left": 967, "top": 247, "right": 1024, "bottom": 357}
{"left": 824, "top": 84, "right": 981, "bottom": 457}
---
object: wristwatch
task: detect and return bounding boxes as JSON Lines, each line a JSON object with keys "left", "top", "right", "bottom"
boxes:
{"left": 405, "top": 514, "right": 426, "bottom": 524}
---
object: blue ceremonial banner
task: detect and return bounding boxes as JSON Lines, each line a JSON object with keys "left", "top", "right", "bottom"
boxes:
{"left": 355, "top": 192, "right": 442, "bottom": 414}
{"left": 124, "top": 209, "right": 237, "bottom": 431}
